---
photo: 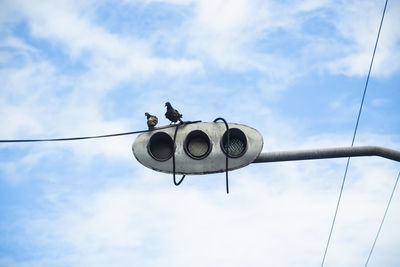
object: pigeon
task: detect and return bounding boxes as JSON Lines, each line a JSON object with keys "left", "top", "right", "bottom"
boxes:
{"left": 145, "top": 112, "right": 158, "bottom": 130}
{"left": 165, "top": 102, "right": 183, "bottom": 124}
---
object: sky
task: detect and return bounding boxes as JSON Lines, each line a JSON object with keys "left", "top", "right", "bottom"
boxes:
{"left": 0, "top": 0, "right": 399, "bottom": 266}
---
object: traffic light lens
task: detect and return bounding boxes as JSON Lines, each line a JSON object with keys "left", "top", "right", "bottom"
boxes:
{"left": 226, "top": 138, "right": 246, "bottom": 157}
{"left": 222, "top": 128, "right": 247, "bottom": 158}
{"left": 185, "top": 130, "right": 211, "bottom": 159}
{"left": 148, "top": 132, "right": 174, "bottom": 161}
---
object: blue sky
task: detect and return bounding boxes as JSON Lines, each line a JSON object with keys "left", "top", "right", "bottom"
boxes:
{"left": 0, "top": 0, "right": 399, "bottom": 266}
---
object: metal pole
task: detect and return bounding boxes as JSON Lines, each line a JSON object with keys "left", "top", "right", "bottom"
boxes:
{"left": 253, "top": 146, "right": 400, "bottom": 163}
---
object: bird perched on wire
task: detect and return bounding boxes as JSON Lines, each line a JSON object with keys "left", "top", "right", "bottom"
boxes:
{"left": 145, "top": 112, "right": 158, "bottom": 130}
{"left": 165, "top": 102, "right": 183, "bottom": 124}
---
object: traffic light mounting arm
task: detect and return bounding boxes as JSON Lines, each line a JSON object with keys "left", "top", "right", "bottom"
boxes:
{"left": 252, "top": 146, "right": 400, "bottom": 163}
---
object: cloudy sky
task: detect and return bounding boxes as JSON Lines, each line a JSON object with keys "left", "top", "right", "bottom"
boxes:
{"left": 1, "top": 0, "right": 399, "bottom": 266}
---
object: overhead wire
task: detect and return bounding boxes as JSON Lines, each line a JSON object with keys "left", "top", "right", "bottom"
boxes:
{"left": 320, "top": 0, "right": 389, "bottom": 266}
{"left": 214, "top": 117, "right": 230, "bottom": 194}
{"left": 365, "top": 170, "right": 400, "bottom": 266}
{"left": 0, "top": 124, "right": 182, "bottom": 143}
{"left": 172, "top": 123, "right": 186, "bottom": 186}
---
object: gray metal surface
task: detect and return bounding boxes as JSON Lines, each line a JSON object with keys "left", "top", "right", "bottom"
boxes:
{"left": 253, "top": 146, "right": 400, "bottom": 163}
{"left": 132, "top": 122, "right": 263, "bottom": 175}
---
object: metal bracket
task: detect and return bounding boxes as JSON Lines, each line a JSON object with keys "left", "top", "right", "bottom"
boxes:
{"left": 253, "top": 146, "right": 400, "bottom": 163}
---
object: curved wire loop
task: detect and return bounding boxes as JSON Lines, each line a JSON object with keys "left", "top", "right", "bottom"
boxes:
{"left": 213, "top": 117, "right": 230, "bottom": 194}
{"left": 172, "top": 123, "right": 186, "bottom": 186}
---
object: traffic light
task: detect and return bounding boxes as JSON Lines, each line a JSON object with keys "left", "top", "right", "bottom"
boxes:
{"left": 132, "top": 122, "right": 263, "bottom": 175}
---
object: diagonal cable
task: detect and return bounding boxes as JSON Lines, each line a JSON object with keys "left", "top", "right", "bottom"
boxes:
{"left": 321, "top": 0, "right": 389, "bottom": 265}
{"left": 365, "top": 170, "right": 400, "bottom": 266}
{"left": 0, "top": 123, "right": 202, "bottom": 143}
{"left": 0, "top": 130, "right": 150, "bottom": 143}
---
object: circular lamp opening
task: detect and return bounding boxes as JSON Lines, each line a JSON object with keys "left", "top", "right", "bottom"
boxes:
{"left": 184, "top": 130, "right": 212, "bottom": 160}
{"left": 148, "top": 132, "right": 174, "bottom": 161}
{"left": 221, "top": 128, "right": 247, "bottom": 158}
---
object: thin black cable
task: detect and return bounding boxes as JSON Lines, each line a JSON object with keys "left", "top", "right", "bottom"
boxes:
{"left": 214, "top": 118, "right": 230, "bottom": 194}
{"left": 0, "top": 121, "right": 203, "bottom": 143}
{"left": 172, "top": 123, "right": 186, "bottom": 186}
{"left": 170, "top": 120, "right": 203, "bottom": 186}
{"left": 0, "top": 130, "right": 149, "bottom": 142}
{"left": 321, "top": 0, "right": 389, "bottom": 265}
{"left": 0, "top": 124, "right": 182, "bottom": 143}
{"left": 365, "top": 170, "right": 400, "bottom": 266}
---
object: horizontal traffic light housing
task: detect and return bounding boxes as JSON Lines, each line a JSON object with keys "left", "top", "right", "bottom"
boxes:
{"left": 132, "top": 122, "right": 263, "bottom": 175}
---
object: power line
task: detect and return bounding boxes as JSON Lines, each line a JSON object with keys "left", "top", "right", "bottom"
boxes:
{"left": 0, "top": 121, "right": 203, "bottom": 143}
{"left": 321, "top": 0, "right": 389, "bottom": 265}
{"left": 365, "top": 170, "right": 400, "bottom": 266}
{"left": 0, "top": 130, "right": 149, "bottom": 143}
{"left": 0, "top": 124, "right": 188, "bottom": 143}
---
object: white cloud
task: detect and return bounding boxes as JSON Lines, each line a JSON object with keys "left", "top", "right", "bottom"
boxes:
{"left": 371, "top": 98, "right": 389, "bottom": 107}
{"left": 4, "top": 0, "right": 203, "bottom": 80}
{"left": 327, "top": 0, "right": 400, "bottom": 77}
{"left": 11, "top": 154, "right": 399, "bottom": 267}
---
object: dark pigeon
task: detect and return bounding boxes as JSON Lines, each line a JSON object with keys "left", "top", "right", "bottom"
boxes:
{"left": 145, "top": 112, "right": 158, "bottom": 130}
{"left": 165, "top": 102, "right": 183, "bottom": 124}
